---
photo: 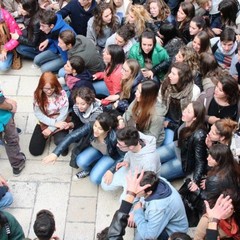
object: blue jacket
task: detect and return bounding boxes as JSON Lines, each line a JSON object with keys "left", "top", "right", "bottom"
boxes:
{"left": 58, "top": 0, "right": 96, "bottom": 36}
{"left": 47, "top": 14, "right": 75, "bottom": 62}
{"left": 134, "top": 178, "right": 188, "bottom": 239}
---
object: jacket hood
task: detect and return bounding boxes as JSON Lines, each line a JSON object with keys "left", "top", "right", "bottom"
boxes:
{"left": 53, "top": 14, "right": 66, "bottom": 32}
{"left": 217, "top": 41, "right": 237, "bottom": 56}
{"left": 145, "top": 179, "right": 172, "bottom": 201}
{"left": 72, "top": 35, "right": 87, "bottom": 53}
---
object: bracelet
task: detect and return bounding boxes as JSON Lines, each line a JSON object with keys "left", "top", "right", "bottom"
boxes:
{"left": 209, "top": 217, "right": 219, "bottom": 224}
{"left": 126, "top": 190, "right": 137, "bottom": 197}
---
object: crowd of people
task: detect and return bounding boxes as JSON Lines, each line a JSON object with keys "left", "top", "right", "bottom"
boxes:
{"left": 1, "top": 0, "right": 240, "bottom": 239}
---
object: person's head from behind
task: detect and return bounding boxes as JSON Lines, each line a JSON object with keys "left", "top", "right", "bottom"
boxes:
{"left": 33, "top": 209, "right": 55, "bottom": 240}
{"left": 218, "top": 0, "right": 239, "bottom": 25}
{"left": 116, "top": 126, "right": 140, "bottom": 152}
{"left": 64, "top": 56, "right": 85, "bottom": 76}
{"left": 220, "top": 27, "right": 236, "bottom": 53}
{"left": 115, "top": 23, "right": 135, "bottom": 47}
{"left": 138, "top": 171, "right": 159, "bottom": 197}
{"left": 103, "top": 44, "right": 125, "bottom": 74}
{"left": 208, "top": 118, "right": 238, "bottom": 144}
{"left": 207, "top": 144, "right": 234, "bottom": 168}
{"left": 168, "top": 232, "right": 192, "bottom": 240}
{"left": 39, "top": 10, "right": 57, "bottom": 34}
{"left": 58, "top": 30, "right": 76, "bottom": 51}
{"left": 196, "top": 0, "right": 212, "bottom": 11}
{"left": 159, "top": 23, "right": 179, "bottom": 45}
{"left": 192, "top": 30, "right": 210, "bottom": 53}
{"left": 93, "top": 112, "right": 118, "bottom": 139}
{"left": 199, "top": 52, "right": 218, "bottom": 77}
{"left": 139, "top": 29, "right": 156, "bottom": 55}
{"left": 214, "top": 73, "right": 239, "bottom": 105}
{"left": 21, "top": 0, "right": 39, "bottom": 17}
{"left": 72, "top": 87, "right": 96, "bottom": 113}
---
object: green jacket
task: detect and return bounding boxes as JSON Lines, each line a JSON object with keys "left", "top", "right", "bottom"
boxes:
{"left": 128, "top": 43, "right": 169, "bottom": 80}
{"left": 0, "top": 211, "right": 25, "bottom": 240}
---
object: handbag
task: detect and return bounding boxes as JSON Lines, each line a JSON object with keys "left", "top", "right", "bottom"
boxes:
{"left": 178, "top": 178, "right": 203, "bottom": 227}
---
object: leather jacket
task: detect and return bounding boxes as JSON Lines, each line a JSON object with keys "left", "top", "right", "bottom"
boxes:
{"left": 180, "top": 128, "right": 208, "bottom": 184}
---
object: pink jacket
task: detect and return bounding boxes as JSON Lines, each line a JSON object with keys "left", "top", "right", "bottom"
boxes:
{"left": 95, "top": 64, "right": 122, "bottom": 95}
{"left": 1, "top": 8, "right": 22, "bottom": 51}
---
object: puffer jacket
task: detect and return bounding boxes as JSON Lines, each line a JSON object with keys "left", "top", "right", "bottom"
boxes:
{"left": 179, "top": 127, "right": 208, "bottom": 184}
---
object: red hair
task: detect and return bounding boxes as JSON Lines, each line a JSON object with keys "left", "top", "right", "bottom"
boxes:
{"left": 34, "top": 72, "right": 62, "bottom": 115}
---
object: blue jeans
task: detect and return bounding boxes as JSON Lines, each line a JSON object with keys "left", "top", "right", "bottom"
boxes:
{"left": 0, "top": 192, "right": 13, "bottom": 210}
{"left": 58, "top": 67, "right": 65, "bottom": 78}
{"left": 0, "top": 52, "right": 13, "bottom": 72}
{"left": 34, "top": 50, "right": 65, "bottom": 73}
{"left": 93, "top": 80, "right": 110, "bottom": 98}
{"left": 76, "top": 146, "right": 115, "bottom": 185}
{"left": 157, "top": 142, "right": 185, "bottom": 181}
{"left": 16, "top": 45, "right": 40, "bottom": 59}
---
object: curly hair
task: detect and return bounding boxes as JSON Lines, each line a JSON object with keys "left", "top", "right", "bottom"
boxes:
{"left": 93, "top": 2, "right": 118, "bottom": 38}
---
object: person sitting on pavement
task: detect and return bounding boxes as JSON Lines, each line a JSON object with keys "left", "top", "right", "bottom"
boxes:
{"left": 0, "top": 88, "right": 26, "bottom": 176}
{"left": 0, "top": 175, "right": 13, "bottom": 210}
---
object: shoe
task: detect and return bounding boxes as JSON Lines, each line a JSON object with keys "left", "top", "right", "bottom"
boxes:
{"left": 13, "top": 162, "right": 25, "bottom": 177}
{"left": 61, "top": 148, "right": 69, "bottom": 156}
{"left": 31, "top": 64, "right": 39, "bottom": 69}
{"left": 72, "top": 170, "right": 90, "bottom": 180}
{"left": 16, "top": 127, "right": 22, "bottom": 134}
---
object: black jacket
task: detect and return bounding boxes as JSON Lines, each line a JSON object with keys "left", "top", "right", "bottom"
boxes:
{"left": 180, "top": 128, "right": 208, "bottom": 184}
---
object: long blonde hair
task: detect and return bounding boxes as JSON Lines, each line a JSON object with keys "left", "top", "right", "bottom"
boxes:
{"left": 126, "top": 4, "right": 152, "bottom": 36}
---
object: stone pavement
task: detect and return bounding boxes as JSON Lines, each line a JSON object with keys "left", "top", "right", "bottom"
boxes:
{"left": 0, "top": 60, "right": 189, "bottom": 240}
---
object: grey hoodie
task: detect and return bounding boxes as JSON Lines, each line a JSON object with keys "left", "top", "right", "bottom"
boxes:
{"left": 124, "top": 132, "right": 161, "bottom": 174}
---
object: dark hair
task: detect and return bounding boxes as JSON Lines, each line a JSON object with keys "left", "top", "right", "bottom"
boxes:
{"left": 96, "top": 227, "right": 109, "bottom": 240}
{"left": 194, "top": 31, "right": 210, "bottom": 53}
{"left": 39, "top": 9, "right": 57, "bottom": 25}
{"left": 217, "top": 73, "right": 239, "bottom": 105}
{"left": 169, "top": 232, "right": 192, "bottom": 240}
{"left": 178, "top": 101, "right": 206, "bottom": 147}
{"left": 139, "top": 171, "right": 160, "bottom": 193}
{"left": 116, "top": 126, "right": 140, "bottom": 146}
{"left": 191, "top": 16, "right": 206, "bottom": 32}
{"left": 21, "top": 0, "right": 41, "bottom": 40}
{"left": 59, "top": 30, "right": 76, "bottom": 46}
{"left": 68, "top": 56, "right": 85, "bottom": 74}
{"left": 161, "top": 62, "right": 193, "bottom": 99}
{"left": 139, "top": 29, "right": 156, "bottom": 56}
{"left": 93, "top": 2, "right": 118, "bottom": 37}
{"left": 96, "top": 112, "right": 118, "bottom": 132}
{"left": 72, "top": 87, "right": 96, "bottom": 105}
{"left": 178, "top": 2, "right": 195, "bottom": 28}
{"left": 132, "top": 80, "right": 159, "bottom": 131}
{"left": 105, "top": 44, "right": 125, "bottom": 76}
{"left": 33, "top": 209, "right": 55, "bottom": 240}
{"left": 159, "top": 23, "right": 179, "bottom": 45}
{"left": 220, "top": 27, "right": 236, "bottom": 42}
{"left": 219, "top": 0, "right": 239, "bottom": 26}
{"left": 116, "top": 23, "right": 135, "bottom": 42}
{"left": 199, "top": 52, "right": 219, "bottom": 78}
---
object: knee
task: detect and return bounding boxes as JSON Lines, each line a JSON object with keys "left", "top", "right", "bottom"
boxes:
{"left": 89, "top": 172, "right": 101, "bottom": 185}
{"left": 0, "top": 192, "right": 13, "bottom": 209}
{"left": 29, "top": 146, "right": 43, "bottom": 156}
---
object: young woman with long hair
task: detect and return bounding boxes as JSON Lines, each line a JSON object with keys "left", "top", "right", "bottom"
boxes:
{"left": 11, "top": 0, "right": 43, "bottom": 59}
{"left": 128, "top": 29, "right": 169, "bottom": 85}
{"left": 159, "top": 62, "right": 201, "bottom": 144}
{"left": 176, "top": 2, "right": 195, "bottom": 43}
{"left": 87, "top": 2, "right": 120, "bottom": 52}
{"left": 122, "top": 80, "right": 165, "bottom": 146}
{"left": 158, "top": 101, "right": 208, "bottom": 182}
{"left": 93, "top": 44, "right": 125, "bottom": 102}
{"left": 191, "top": 31, "right": 211, "bottom": 54}
{"left": 29, "top": 72, "right": 69, "bottom": 156}
{"left": 43, "top": 112, "right": 122, "bottom": 185}
{"left": 197, "top": 72, "right": 240, "bottom": 125}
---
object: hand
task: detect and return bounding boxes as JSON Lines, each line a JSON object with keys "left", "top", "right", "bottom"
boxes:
{"left": 42, "top": 153, "right": 58, "bottom": 164}
{"left": 133, "top": 201, "right": 142, "bottom": 210}
{"left": 200, "top": 179, "right": 206, "bottom": 190}
{"left": 10, "top": 31, "right": 19, "bottom": 40}
{"left": 55, "top": 121, "right": 68, "bottom": 130}
{"left": 142, "top": 69, "right": 153, "bottom": 79}
{"left": 39, "top": 39, "right": 49, "bottom": 51}
{"left": 42, "top": 128, "right": 52, "bottom": 138}
{"left": 205, "top": 134, "right": 213, "bottom": 148}
{"left": 163, "top": 121, "right": 169, "bottom": 128}
{"left": 188, "top": 181, "right": 199, "bottom": 192}
{"left": 113, "top": 100, "right": 119, "bottom": 109}
{"left": 117, "top": 118, "right": 125, "bottom": 129}
{"left": 105, "top": 95, "right": 119, "bottom": 102}
{"left": 17, "top": 23, "right": 25, "bottom": 30}
{"left": 126, "top": 169, "right": 151, "bottom": 195}
{"left": 92, "top": 74, "right": 97, "bottom": 80}
{"left": 127, "top": 212, "right": 136, "bottom": 228}
{"left": 0, "top": 50, "right": 7, "bottom": 62}
{"left": 208, "top": 116, "right": 220, "bottom": 125}
{"left": 103, "top": 170, "right": 113, "bottom": 185}
{"left": 5, "top": 98, "right": 17, "bottom": 113}
{"left": 212, "top": 28, "right": 222, "bottom": 35}
{"left": 156, "top": 36, "right": 163, "bottom": 46}
{"left": 116, "top": 161, "right": 129, "bottom": 171}
{"left": 205, "top": 194, "right": 233, "bottom": 220}
{"left": 0, "top": 176, "right": 8, "bottom": 187}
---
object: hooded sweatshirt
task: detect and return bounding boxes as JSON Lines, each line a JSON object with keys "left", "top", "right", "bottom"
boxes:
{"left": 124, "top": 132, "right": 161, "bottom": 174}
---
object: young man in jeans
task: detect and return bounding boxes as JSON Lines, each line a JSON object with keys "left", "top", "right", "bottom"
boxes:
{"left": 0, "top": 89, "right": 26, "bottom": 176}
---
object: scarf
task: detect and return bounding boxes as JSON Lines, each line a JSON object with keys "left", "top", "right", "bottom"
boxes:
{"left": 164, "top": 81, "right": 194, "bottom": 112}
{"left": 219, "top": 217, "right": 240, "bottom": 240}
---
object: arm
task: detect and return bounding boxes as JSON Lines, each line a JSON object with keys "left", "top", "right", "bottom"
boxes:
{"left": 109, "top": 67, "right": 122, "bottom": 95}
{"left": 86, "top": 18, "right": 97, "bottom": 44}
{"left": 57, "top": 1, "right": 72, "bottom": 18}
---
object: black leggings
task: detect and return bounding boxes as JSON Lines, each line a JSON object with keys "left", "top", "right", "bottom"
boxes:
{"left": 29, "top": 124, "right": 68, "bottom": 156}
